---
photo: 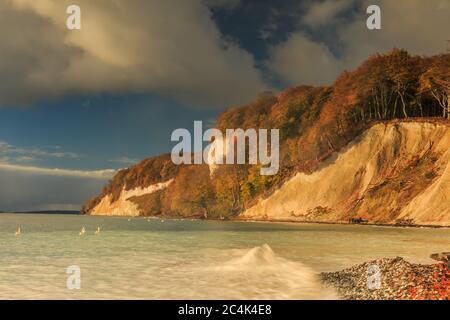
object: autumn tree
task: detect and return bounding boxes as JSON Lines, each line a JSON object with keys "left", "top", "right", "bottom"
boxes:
{"left": 419, "top": 54, "right": 450, "bottom": 119}
{"left": 163, "top": 165, "right": 213, "bottom": 218}
{"left": 385, "top": 49, "right": 421, "bottom": 118}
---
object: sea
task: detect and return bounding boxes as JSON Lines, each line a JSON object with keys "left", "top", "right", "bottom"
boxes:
{"left": 0, "top": 213, "right": 449, "bottom": 299}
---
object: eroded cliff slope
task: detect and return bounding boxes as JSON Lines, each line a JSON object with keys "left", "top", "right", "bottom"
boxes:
{"left": 241, "top": 121, "right": 450, "bottom": 226}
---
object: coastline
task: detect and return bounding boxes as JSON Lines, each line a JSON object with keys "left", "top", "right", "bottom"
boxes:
{"left": 231, "top": 217, "right": 450, "bottom": 229}
{"left": 75, "top": 212, "right": 450, "bottom": 229}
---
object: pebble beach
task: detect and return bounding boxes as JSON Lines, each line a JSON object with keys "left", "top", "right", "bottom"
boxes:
{"left": 321, "top": 256, "right": 450, "bottom": 300}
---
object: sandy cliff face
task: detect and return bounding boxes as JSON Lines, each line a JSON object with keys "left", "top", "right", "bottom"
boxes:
{"left": 241, "top": 122, "right": 450, "bottom": 226}
{"left": 90, "top": 180, "right": 173, "bottom": 216}
{"left": 398, "top": 147, "right": 450, "bottom": 224}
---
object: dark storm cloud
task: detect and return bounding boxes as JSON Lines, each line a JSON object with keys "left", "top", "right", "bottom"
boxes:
{"left": 0, "top": 0, "right": 267, "bottom": 108}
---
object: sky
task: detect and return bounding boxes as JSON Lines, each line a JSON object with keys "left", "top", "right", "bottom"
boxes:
{"left": 0, "top": 0, "right": 449, "bottom": 211}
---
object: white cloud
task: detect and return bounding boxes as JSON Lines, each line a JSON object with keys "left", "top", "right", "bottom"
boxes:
{"left": 0, "top": 138, "right": 115, "bottom": 211}
{"left": 268, "top": 0, "right": 450, "bottom": 86}
{"left": 0, "top": 163, "right": 115, "bottom": 211}
{"left": 338, "top": 0, "right": 450, "bottom": 68}
{"left": 0, "top": 163, "right": 115, "bottom": 179}
{"left": 267, "top": 33, "right": 341, "bottom": 85}
{"left": 0, "top": 0, "right": 266, "bottom": 108}
{"left": 15, "top": 156, "right": 34, "bottom": 163}
{"left": 0, "top": 140, "right": 79, "bottom": 163}
{"left": 303, "top": 0, "right": 354, "bottom": 28}
{"left": 109, "top": 156, "right": 139, "bottom": 166}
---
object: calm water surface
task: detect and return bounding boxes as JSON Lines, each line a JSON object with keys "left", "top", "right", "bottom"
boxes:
{"left": 0, "top": 213, "right": 449, "bottom": 299}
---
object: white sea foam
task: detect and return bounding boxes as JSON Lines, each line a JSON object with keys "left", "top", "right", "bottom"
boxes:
{"left": 207, "top": 244, "right": 338, "bottom": 299}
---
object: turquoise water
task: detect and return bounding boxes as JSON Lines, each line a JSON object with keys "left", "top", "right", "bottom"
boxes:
{"left": 0, "top": 213, "right": 449, "bottom": 299}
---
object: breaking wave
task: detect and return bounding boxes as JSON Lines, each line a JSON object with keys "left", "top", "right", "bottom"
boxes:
{"left": 206, "top": 244, "right": 338, "bottom": 299}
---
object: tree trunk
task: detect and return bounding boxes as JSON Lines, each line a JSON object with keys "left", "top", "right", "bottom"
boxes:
{"left": 392, "top": 96, "right": 398, "bottom": 118}
{"left": 399, "top": 91, "right": 408, "bottom": 118}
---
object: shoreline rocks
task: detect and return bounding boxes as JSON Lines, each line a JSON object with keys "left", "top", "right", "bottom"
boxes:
{"left": 430, "top": 252, "right": 450, "bottom": 267}
{"left": 321, "top": 257, "right": 450, "bottom": 300}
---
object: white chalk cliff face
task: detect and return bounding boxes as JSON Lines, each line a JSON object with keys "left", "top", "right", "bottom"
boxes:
{"left": 241, "top": 122, "right": 450, "bottom": 226}
{"left": 90, "top": 179, "right": 173, "bottom": 216}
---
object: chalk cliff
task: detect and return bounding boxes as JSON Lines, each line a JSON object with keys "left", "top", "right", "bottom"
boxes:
{"left": 241, "top": 121, "right": 450, "bottom": 226}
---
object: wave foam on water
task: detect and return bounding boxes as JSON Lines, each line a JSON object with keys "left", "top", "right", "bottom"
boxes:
{"left": 206, "top": 244, "right": 338, "bottom": 299}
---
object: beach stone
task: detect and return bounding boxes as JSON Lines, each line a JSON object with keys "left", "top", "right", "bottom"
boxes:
{"left": 321, "top": 257, "right": 450, "bottom": 300}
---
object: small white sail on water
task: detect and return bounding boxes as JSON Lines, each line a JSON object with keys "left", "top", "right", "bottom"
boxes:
{"left": 95, "top": 226, "right": 101, "bottom": 235}
{"left": 15, "top": 227, "right": 21, "bottom": 236}
{"left": 79, "top": 226, "right": 86, "bottom": 236}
